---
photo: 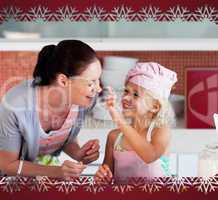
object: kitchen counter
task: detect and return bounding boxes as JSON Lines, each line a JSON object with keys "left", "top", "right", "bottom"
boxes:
{"left": 82, "top": 113, "right": 185, "bottom": 129}
{"left": 77, "top": 128, "right": 218, "bottom": 154}
{"left": 59, "top": 127, "right": 218, "bottom": 176}
{"left": 1, "top": 38, "right": 218, "bottom": 51}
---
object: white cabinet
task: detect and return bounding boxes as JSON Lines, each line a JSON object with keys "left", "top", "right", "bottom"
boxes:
{"left": 177, "top": 154, "right": 199, "bottom": 177}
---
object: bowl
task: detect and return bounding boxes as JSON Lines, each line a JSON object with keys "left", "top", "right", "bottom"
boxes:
{"left": 101, "top": 69, "right": 127, "bottom": 90}
{"left": 3, "top": 31, "right": 41, "bottom": 39}
{"left": 169, "top": 94, "right": 185, "bottom": 117}
{"left": 103, "top": 56, "right": 138, "bottom": 71}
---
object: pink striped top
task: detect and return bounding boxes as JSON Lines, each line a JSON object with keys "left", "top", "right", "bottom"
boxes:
{"left": 38, "top": 105, "right": 79, "bottom": 155}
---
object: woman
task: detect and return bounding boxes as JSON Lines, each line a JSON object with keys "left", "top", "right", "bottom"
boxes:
{"left": 0, "top": 40, "right": 102, "bottom": 179}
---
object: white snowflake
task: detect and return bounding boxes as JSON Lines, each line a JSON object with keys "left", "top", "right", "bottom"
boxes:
{"left": 83, "top": 180, "right": 107, "bottom": 194}
{"left": 165, "top": 176, "right": 193, "bottom": 193}
{"left": 0, "top": 176, "right": 26, "bottom": 193}
{"left": 77, "top": 176, "right": 93, "bottom": 185}
{"left": 1, "top": 6, "right": 23, "bottom": 21}
{"left": 164, "top": 6, "right": 190, "bottom": 21}
{"left": 82, "top": 6, "right": 107, "bottom": 21}
{"left": 110, "top": 5, "right": 136, "bottom": 21}
{"left": 56, "top": 6, "right": 79, "bottom": 21}
{"left": 137, "top": 6, "right": 162, "bottom": 21}
{"left": 0, "top": 8, "right": 7, "bottom": 23}
{"left": 0, "top": 176, "right": 5, "bottom": 185}
{"left": 27, "top": 176, "right": 54, "bottom": 192}
{"left": 25, "top": 6, "right": 52, "bottom": 21}
{"left": 193, "top": 176, "right": 218, "bottom": 194}
{"left": 139, "top": 177, "right": 165, "bottom": 193}
{"left": 54, "top": 179, "right": 78, "bottom": 193}
{"left": 112, "top": 184, "right": 134, "bottom": 194}
{"left": 195, "top": 6, "right": 218, "bottom": 22}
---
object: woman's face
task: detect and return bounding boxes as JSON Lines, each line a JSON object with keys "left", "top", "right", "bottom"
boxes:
{"left": 68, "top": 59, "right": 102, "bottom": 107}
{"left": 121, "top": 82, "right": 155, "bottom": 119}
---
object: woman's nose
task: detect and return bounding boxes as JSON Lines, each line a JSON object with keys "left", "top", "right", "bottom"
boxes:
{"left": 96, "top": 82, "right": 102, "bottom": 93}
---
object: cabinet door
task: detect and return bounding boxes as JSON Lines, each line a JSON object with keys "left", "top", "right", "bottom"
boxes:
{"left": 178, "top": 154, "right": 198, "bottom": 177}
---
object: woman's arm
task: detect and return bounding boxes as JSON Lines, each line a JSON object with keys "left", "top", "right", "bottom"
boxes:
{"left": 63, "top": 138, "right": 100, "bottom": 164}
{"left": 0, "top": 150, "right": 86, "bottom": 178}
{"left": 63, "top": 139, "right": 81, "bottom": 161}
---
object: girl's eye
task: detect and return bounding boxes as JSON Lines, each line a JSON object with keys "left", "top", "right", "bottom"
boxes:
{"left": 133, "top": 92, "right": 139, "bottom": 97}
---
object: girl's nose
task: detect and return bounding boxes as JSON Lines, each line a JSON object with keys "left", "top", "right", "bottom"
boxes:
{"left": 122, "top": 94, "right": 132, "bottom": 102}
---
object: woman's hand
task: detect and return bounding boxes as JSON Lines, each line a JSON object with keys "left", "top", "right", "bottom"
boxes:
{"left": 58, "top": 160, "right": 86, "bottom": 179}
{"left": 79, "top": 139, "right": 100, "bottom": 164}
{"left": 94, "top": 164, "right": 113, "bottom": 184}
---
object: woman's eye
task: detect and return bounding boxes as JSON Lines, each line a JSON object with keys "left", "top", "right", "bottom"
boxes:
{"left": 88, "top": 81, "right": 95, "bottom": 87}
{"left": 124, "top": 89, "right": 128, "bottom": 94}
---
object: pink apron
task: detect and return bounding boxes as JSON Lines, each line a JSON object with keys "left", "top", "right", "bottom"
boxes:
{"left": 113, "top": 121, "right": 166, "bottom": 183}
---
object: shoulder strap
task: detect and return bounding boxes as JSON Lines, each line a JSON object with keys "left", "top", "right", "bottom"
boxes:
{"left": 113, "top": 133, "right": 123, "bottom": 150}
{"left": 147, "top": 120, "right": 155, "bottom": 142}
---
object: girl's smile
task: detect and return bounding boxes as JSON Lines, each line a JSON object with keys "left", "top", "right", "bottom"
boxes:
{"left": 121, "top": 82, "right": 154, "bottom": 118}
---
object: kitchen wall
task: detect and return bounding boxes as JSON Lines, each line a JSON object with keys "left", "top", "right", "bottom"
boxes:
{"left": 1, "top": 20, "right": 218, "bottom": 38}
{"left": 0, "top": 50, "right": 218, "bottom": 99}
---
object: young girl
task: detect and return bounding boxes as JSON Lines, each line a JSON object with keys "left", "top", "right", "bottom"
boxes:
{"left": 94, "top": 62, "right": 177, "bottom": 184}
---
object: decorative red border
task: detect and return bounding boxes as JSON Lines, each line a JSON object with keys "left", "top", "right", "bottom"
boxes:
{"left": 0, "top": 1, "right": 218, "bottom": 24}
{"left": 0, "top": 175, "right": 218, "bottom": 194}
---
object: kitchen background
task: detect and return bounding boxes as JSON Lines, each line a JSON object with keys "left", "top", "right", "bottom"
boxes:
{"left": 1, "top": 1, "right": 218, "bottom": 178}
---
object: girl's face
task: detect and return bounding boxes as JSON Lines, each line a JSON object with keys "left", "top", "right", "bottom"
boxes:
{"left": 121, "top": 82, "right": 157, "bottom": 119}
{"left": 68, "top": 60, "right": 102, "bottom": 107}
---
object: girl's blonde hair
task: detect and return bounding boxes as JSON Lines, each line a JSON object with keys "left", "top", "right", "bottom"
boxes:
{"left": 146, "top": 90, "right": 176, "bottom": 128}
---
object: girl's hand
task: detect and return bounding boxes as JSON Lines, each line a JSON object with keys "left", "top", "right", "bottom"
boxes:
{"left": 94, "top": 164, "right": 113, "bottom": 184}
{"left": 105, "top": 86, "right": 117, "bottom": 109}
{"left": 58, "top": 160, "right": 86, "bottom": 179}
{"left": 105, "top": 87, "right": 126, "bottom": 126}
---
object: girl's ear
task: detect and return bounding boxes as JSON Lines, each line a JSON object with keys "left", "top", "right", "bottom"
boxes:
{"left": 151, "top": 99, "right": 161, "bottom": 114}
{"left": 56, "top": 74, "right": 69, "bottom": 87}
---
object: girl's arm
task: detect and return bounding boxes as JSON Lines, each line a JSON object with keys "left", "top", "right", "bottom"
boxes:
{"left": 102, "top": 129, "right": 119, "bottom": 174}
{"left": 118, "top": 121, "right": 170, "bottom": 164}
{"left": 94, "top": 129, "right": 118, "bottom": 183}
{"left": 105, "top": 87, "right": 170, "bottom": 164}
